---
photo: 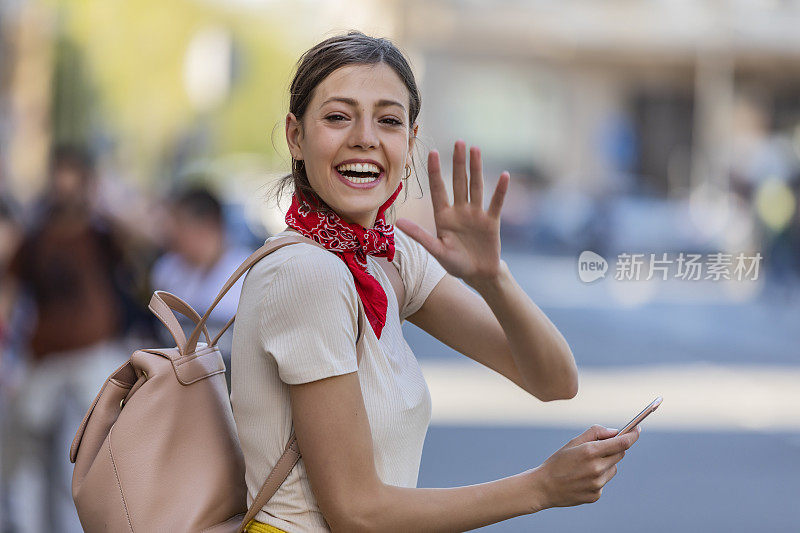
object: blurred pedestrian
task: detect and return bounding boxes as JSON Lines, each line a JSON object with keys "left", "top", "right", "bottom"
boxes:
{"left": 0, "top": 143, "right": 136, "bottom": 533}
{"left": 0, "top": 191, "right": 24, "bottom": 531}
{"left": 150, "top": 184, "right": 252, "bottom": 389}
{"left": 0, "top": 193, "right": 22, "bottom": 367}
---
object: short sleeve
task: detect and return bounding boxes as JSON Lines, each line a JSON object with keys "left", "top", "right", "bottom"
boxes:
{"left": 257, "top": 251, "right": 360, "bottom": 385}
{"left": 392, "top": 227, "right": 448, "bottom": 321}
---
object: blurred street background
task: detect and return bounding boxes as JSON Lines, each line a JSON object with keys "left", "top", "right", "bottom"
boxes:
{"left": 1, "top": 0, "right": 798, "bottom": 531}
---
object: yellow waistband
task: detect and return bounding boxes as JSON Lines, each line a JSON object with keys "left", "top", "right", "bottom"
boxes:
{"left": 244, "top": 518, "right": 287, "bottom": 533}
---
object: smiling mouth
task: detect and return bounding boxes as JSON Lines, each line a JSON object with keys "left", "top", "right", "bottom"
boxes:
{"left": 335, "top": 162, "right": 382, "bottom": 183}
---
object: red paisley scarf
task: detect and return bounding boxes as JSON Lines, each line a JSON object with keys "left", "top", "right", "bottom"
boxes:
{"left": 285, "top": 182, "right": 403, "bottom": 339}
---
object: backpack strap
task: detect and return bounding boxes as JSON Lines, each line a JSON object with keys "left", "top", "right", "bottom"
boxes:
{"left": 236, "top": 246, "right": 409, "bottom": 531}
{"left": 237, "top": 296, "right": 368, "bottom": 531}
{"left": 206, "top": 231, "right": 406, "bottom": 346}
{"left": 170, "top": 230, "right": 400, "bottom": 531}
{"left": 183, "top": 235, "right": 365, "bottom": 355}
{"left": 230, "top": 235, "right": 371, "bottom": 531}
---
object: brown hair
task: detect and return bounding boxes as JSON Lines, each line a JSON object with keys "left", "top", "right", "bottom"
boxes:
{"left": 268, "top": 30, "right": 423, "bottom": 223}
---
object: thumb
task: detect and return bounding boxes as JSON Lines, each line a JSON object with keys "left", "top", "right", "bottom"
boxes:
{"left": 395, "top": 218, "right": 439, "bottom": 256}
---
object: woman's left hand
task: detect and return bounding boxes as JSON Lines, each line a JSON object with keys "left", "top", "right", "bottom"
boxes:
{"left": 395, "top": 140, "right": 510, "bottom": 288}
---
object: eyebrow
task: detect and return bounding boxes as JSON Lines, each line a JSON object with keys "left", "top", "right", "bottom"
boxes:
{"left": 321, "top": 96, "right": 406, "bottom": 112}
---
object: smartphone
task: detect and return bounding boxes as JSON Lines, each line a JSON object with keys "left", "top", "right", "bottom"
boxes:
{"left": 616, "top": 396, "right": 662, "bottom": 436}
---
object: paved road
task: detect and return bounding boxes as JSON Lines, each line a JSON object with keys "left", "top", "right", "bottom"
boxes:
{"left": 404, "top": 250, "right": 799, "bottom": 531}
{"left": 418, "top": 426, "right": 800, "bottom": 532}
{"left": 405, "top": 252, "right": 800, "bottom": 368}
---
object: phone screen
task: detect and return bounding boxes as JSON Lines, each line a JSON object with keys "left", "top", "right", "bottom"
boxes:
{"left": 617, "top": 396, "right": 662, "bottom": 436}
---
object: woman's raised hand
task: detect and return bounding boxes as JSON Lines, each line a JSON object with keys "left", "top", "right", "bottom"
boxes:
{"left": 395, "top": 140, "right": 510, "bottom": 288}
{"left": 526, "top": 425, "right": 642, "bottom": 512}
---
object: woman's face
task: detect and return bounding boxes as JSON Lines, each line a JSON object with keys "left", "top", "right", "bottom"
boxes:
{"left": 286, "top": 62, "right": 418, "bottom": 228}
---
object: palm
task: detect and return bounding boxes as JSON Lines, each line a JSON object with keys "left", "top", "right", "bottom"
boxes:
{"left": 395, "top": 140, "right": 509, "bottom": 286}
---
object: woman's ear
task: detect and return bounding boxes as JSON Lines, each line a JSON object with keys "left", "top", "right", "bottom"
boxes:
{"left": 286, "top": 112, "right": 304, "bottom": 159}
{"left": 408, "top": 123, "right": 418, "bottom": 153}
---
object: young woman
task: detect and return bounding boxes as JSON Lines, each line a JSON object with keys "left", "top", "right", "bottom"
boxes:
{"left": 230, "top": 31, "right": 641, "bottom": 533}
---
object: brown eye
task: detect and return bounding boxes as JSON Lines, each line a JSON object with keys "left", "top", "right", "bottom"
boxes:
{"left": 381, "top": 118, "right": 402, "bottom": 126}
{"left": 326, "top": 114, "right": 347, "bottom": 122}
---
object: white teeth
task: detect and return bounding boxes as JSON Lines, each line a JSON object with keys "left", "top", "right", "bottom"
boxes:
{"left": 336, "top": 162, "right": 381, "bottom": 174}
{"left": 335, "top": 161, "right": 382, "bottom": 184}
{"left": 341, "top": 174, "right": 379, "bottom": 184}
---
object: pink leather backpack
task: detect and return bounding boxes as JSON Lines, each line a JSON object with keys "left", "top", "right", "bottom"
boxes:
{"left": 69, "top": 232, "right": 405, "bottom": 532}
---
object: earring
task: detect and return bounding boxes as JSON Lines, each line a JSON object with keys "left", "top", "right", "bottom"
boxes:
{"left": 292, "top": 158, "right": 304, "bottom": 172}
{"left": 404, "top": 165, "right": 411, "bottom": 179}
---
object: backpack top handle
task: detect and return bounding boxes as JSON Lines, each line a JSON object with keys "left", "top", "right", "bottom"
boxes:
{"left": 148, "top": 290, "right": 212, "bottom": 351}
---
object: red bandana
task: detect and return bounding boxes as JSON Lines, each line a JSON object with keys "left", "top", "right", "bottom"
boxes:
{"left": 285, "top": 182, "right": 403, "bottom": 339}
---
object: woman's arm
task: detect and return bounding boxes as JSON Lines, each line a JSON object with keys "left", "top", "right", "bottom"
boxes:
{"left": 289, "top": 371, "right": 640, "bottom": 532}
{"left": 397, "top": 141, "right": 577, "bottom": 402}
{"left": 407, "top": 266, "right": 578, "bottom": 402}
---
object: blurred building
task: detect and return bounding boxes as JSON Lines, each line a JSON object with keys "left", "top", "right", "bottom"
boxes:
{"left": 392, "top": 0, "right": 800, "bottom": 198}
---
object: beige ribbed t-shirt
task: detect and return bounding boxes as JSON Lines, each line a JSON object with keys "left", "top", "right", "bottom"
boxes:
{"left": 230, "top": 226, "right": 447, "bottom": 532}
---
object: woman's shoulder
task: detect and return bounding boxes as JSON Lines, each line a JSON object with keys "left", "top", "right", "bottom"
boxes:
{"left": 390, "top": 225, "right": 431, "bottom": 275}
{"left": 390, "top": 225, "right": 413, "bottom": 260}
{"left": 237, "top": 238, "right": 358, "bottom": 331}
{"left": 246, "top": 231, "right": 354, "bottom": 294}
{"left": 389, "top": 224, "right": 448, "bottom": 320}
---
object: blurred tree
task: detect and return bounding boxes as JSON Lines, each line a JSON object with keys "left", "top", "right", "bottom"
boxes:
{"left": 49, "top": 0, "right": 296, "bottom": 186}
{"left": 51, "top": 34, "right": 97, "bottom": 146}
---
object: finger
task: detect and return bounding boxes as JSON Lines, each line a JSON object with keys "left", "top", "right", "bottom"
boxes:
{"left": 487, "top": 172, "right": 510, "bottom": 219}
{"left": 394, "top": 218, "right": 442, "bottom": 258}
{"left": 568, "top": 425, "right": 617, "bottom": 447}
{"left": 469, "top": 146, "right": 484, "bottom": 209}
{"left": 601, "top": 450, "right": 625, "bottom": 469}
{"left": 427, "top": 150, "right": 450, "bottom": 213}
{"left": 452, "top": 140, "right": 468, "bottom": 206}
{"left": 598, "top": 426, "right": 641, "bottom": 456}
{"left": 623, "top": 424, "right": 642, "bottom": 447}
{"left": 597, "top": 463, "right": 618, "bottom": 487}
{"left": 598, "top": 428, "right": 619, "bottom": 440}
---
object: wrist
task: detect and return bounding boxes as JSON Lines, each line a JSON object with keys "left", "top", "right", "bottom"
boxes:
{"left": 522, "top": 466, "right": 552, "bottom": 514}
{"left": 465, "top": 259, "right": 510, "bottom": 295}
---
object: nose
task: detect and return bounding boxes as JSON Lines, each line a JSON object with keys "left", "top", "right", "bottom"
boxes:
{"left": 349, "top": 117, "right": 379, "bottom": 150}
